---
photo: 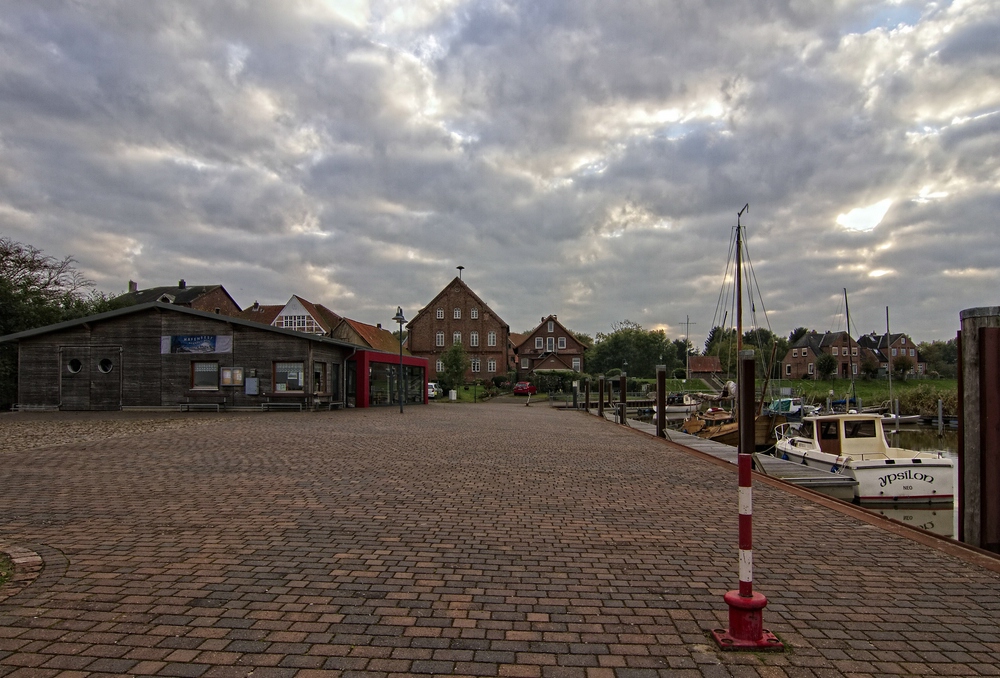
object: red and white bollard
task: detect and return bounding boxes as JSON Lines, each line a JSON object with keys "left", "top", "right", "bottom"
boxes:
{"left": 711, "top": 350, "right": 784, "bottom": 652}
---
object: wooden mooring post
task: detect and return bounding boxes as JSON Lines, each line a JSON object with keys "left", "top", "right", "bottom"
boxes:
{"left": 959, "top": 307, "right": 1000, "bottom": 553}
{"left": 597, "top": 376, "right": 605, "bottom": 418}
{"left": 656, "top": 365, "right": 666, "bottom": 438}
{"left": 619, "top": 372, "right": 628, "bottom": 425}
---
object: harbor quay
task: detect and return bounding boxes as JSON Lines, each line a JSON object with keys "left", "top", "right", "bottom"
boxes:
{"left": 1, "top": 404, "right": 999, "bottom": 677}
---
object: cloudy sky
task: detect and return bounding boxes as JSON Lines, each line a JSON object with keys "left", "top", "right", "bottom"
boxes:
{"left": 2, "top": 0, "right": 997, "bottom": 346}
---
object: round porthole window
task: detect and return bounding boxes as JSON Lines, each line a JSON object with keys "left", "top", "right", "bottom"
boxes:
{"left": 67, "top": 359, "right": 83, "bottom": 374}
{"left": 98, "top": 359, "right": 114, "bottom": 374}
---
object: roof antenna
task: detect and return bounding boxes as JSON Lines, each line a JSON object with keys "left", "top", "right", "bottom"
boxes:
{"left": 456, "top": 265, "right": 464, "bottom": 280}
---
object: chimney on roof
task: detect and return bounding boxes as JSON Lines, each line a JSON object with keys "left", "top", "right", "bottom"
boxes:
{"left": 253, "top": 301, "right": 259, "bottom": 311}
{"left": 128, "top": 280, "right": 138, "bottom": 293}
{"left": 377, "top": 323, "right": 382, "bottom": 329}
{"left": 178, "top": 279, "right": 186, "bottom": 289}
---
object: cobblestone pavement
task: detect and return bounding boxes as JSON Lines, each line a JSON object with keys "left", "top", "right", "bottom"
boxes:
{"left": 1, "top": 404, "right": 999, "bottom": 677}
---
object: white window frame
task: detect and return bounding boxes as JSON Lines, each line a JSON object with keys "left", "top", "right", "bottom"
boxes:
{"left": 435, "top": 331, "right": 445, "bottom": 347}
{"left": 557, "top": 337, "right": 566, "bottom": 349}
{"left": 487, "top": 359, "right": 496, "bottom": 373}
{"left": 792, "top": 349, "right": 798, "bottom": 358}
{"left": 470, "top": 331, "right": 479, "bottom": 347}
{"left": 852, "top": 347, "right": 858, "bottom": 356}
{"left": 572, "top": 358, "right": 581, "bottom": 371}
{"left": 454, "top": 308, "right": 461, "bottom": 319}
{"left": 832, "top": 347, "right": 839, "bottom": 356}
{"left": 892, "top": 348, "right": 897, "bottom": 356}
{"left": 546, "top": 337, "right": 554, "bottom": 352}
{"left": 802, "top": 348, "right": 808, "bottom": 357}
{"left": 547, "top": 321, "right": 554, "bottom": 333}
{"left": 453, "top": 331, "right": 462, "bottom": 344}
{"left": 535, "top": 337, "right": 543, "bottom": 349}
{"left": 785, "top": 364, "right": 792, "bottom": 376}
{"left": 471, "top": 308, "right": 479, "bottom": 319}
{"left": 808, "top": 363, "right": 814, "bottom": 375}
{"left": 521, "top": 357, "right": 530, "bottom": 369}
{"left": 436, "top": 360, "right": 443, "bottom": 372}
{"left": 436, "top": 308, "right": 444, "bottom": 319}
{"left": 471, "top": 358, "right": 481, "bottom": 373}
{"left": 910, "top": 349, "right": 915, "bottom": 357}
{"left": 487, "top": 331, "right": 496, "bottom": 347}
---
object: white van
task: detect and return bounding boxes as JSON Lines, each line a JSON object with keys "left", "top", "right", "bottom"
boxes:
{"left": 427, "top": 382, "right": 439, "bottom": 399}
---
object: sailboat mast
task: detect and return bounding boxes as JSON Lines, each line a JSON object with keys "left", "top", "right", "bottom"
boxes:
{"left": 844, "top": 288, "right": 857, "bottom": 405}
{"left": 736, "top": 204, "right": 748, "bottom": 354}
{"left": 886, "top": 306, "right": 893, "bottom": 405}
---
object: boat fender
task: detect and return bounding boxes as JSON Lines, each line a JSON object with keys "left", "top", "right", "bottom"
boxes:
{"left": 781, "top": 452, "right": 789, "bottom": 461}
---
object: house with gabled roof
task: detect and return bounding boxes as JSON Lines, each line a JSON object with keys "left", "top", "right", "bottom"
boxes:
{"left": 269, "top": 296, "right": 342, "bottom": 335}
{"left": 406, "top": 277, "right": 511, "bottom": 382}
{"left": 118, "top": 279, "right": 242, "bottom": 316}
{"left": 782, "top": 331, "right": 876, "bottom": 380}
{"left": 856, "top": 332, "right": 926, "bottom": 377}
{"left": 332, "top": 318, "right": 409, "bottom": 355}
{"left": 513, "top": 315, "right": 585, "bottom": 378}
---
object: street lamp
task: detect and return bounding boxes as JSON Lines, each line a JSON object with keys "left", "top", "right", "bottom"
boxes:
{"left": 393, "top": 306, "right": 406, "bottom": 413}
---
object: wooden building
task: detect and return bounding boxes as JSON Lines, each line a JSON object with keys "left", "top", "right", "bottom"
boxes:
{"left": 0, "top": 302, "right": 427, "bottom": 411}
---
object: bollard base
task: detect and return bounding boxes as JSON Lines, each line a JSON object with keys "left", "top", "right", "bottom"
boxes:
{"left": 711, "top": 591, "right": 784, "bottom": 652}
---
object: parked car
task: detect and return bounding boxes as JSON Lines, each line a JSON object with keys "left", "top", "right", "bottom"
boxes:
{"left": 428, "top": 382, "right": 440, "bottom": 399}
{"left": 513, "top": 381, "right": 537, "bottom": 395}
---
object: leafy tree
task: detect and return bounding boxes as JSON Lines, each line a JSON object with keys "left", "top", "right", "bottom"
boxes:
{"left": 918, "top": 339, "right": 957, "bottom": 378}
{"left": 860, "top": 355, "right": 880, "bottom": 380}
{"left": 741, "top": 328, "right": 789, "bottom": 379}
{"left": 816, "top": 352, "right": 838, "bottom": 380}
{"left": 703, "top": 326, "right": 738, "bottom": 375}
{"left": 586, "top": 321, "right": 677, "bottom": 378}
{"left": 892, "top": 355, "right": 914, "bottom": 379}
{"left": 438, "top": 342, "right": 470, "bottom": 392}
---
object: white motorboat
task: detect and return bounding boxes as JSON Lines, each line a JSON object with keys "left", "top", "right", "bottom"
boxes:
{"left": 774, "top": 413, "right": 954, "bottom": 504}
{"left": 653, "top": 393, "right": 700, "bottom": 419}
{"left": 881, "top": 412, "right": 922, "bottom": 425}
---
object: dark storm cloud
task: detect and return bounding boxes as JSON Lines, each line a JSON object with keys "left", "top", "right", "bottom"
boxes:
{"left": 0, "top": 0, "right": 997, "bottom": 344}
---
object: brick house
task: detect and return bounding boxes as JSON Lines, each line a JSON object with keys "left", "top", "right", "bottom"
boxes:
{"left": 406, "top": 277, "right": 510, "bottom": 382}
{"left": 513, "top": 315, "right": 586, "bottom": 377}
{"left": 856, "top": 332, "right": 927, "bottom": 376}
{"left": 782, "top": 331, "right": 875, "bottom": 379}
{"left": 119, "top": 280, "right": 242, "bottom": 316}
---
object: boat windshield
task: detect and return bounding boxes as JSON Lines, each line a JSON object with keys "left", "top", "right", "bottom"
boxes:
{"left": 799, "top": 421, "right": 814, "bottom": 438}
{"left": 844, "top": 420, "right": 878, "bottom": 439}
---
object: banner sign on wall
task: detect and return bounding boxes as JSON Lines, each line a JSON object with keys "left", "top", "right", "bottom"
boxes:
{"left": 160, "top": 335, "right": 233, "bottom": 354}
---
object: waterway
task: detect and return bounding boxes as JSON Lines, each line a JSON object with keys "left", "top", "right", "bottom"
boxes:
{"left": 875, "top": 425, "right": 958, "bottom": 538}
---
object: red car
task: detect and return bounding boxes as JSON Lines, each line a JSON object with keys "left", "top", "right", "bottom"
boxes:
{"left": 513, "top": 381, "right": 537, "bottom": 395}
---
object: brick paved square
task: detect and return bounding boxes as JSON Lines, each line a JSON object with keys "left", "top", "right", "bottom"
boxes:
{"left": 1, "top": 405, "right": 999, "bottom": 677}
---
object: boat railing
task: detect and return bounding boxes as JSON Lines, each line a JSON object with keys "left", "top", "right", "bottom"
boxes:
{"left": 774, "top": 422, "right": 797, "bottom": 441}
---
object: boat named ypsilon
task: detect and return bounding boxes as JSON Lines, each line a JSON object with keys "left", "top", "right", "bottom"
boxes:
{"left": 774, "top": 413, "right": 954, "bottom": 504}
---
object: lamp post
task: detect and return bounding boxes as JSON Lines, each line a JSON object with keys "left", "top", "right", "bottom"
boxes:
{"left": 393, "top": 307, "right": 406, "bottom": 413}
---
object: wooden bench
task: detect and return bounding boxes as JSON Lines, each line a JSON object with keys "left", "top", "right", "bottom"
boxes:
{"left": 262, "top": 394, "right": 307, "bottom": 411}
{"left": 179, "top": 395, "right": 227, "bottom": 412}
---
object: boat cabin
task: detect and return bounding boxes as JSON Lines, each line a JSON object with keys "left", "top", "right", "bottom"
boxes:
{"left": 799, "top": 415, "right": 887, "bottom": 458}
